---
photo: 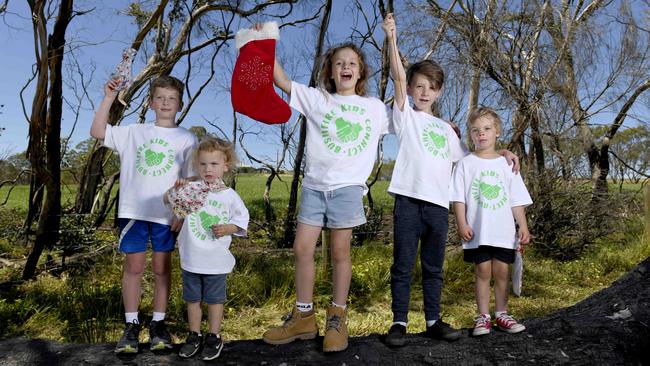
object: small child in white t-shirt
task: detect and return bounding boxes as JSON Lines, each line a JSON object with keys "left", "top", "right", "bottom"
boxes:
{"left": 450, "top": 107, "right": 532, "bottom": 337}
{"left": 165, "top": 138, "right": 249, "bottom": 361}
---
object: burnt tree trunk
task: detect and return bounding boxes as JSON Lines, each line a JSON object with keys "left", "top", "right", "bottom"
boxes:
{"left": 23, "top": 0, "right": 74, "bottom": 280}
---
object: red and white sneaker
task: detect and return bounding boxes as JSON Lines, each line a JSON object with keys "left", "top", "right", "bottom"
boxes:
{"left": 495, "top": 313, "right": 526, "bottom": 333}
{"left": 472, "top": 314, "right": 491, "bottom": 336}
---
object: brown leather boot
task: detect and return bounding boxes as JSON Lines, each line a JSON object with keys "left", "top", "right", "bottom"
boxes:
{"left": 323, "top": 305, "right": 348, "bottom": 352}
{"left": 262, "top": 308, "right": 318, "bottom": 345}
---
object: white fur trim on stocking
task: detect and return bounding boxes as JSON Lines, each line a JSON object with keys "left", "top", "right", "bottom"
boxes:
{"left": 235, "top": 21, "right": 280, "bottom": 49}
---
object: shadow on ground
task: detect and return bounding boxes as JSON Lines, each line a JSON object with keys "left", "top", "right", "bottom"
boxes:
{"left": 1, "top": 257, "right": 649, "bottom": 365}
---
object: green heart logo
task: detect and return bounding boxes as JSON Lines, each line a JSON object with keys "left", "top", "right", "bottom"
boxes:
{"left": 144, "top": 149, "right": 165, "bottom": 167}
{"left": 335, "top": 117, "right": 362, "bottom": 143}
{"left": 480, "top": 182, "right": 501, "bottom": 200}
{"left": 428, "top": 131, "right": 446, "bottom": 149}
{"left": 199, "top": 211, "right": 221, "bottom": 233}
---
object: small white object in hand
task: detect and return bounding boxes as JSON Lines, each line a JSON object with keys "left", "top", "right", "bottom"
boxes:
{"left": 112, "top": 48, "right": 137, "bottom": 91}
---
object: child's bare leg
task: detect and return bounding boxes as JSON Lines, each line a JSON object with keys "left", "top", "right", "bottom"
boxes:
{"left": 151, "top": 251, "right": 172, "bottom": 313}
{"left": 122, "top": 252, "right": 146, "bottom": 313}
{"left": 492, "top": 259, "right": 510, "bottom": 312}
{"left": 293, "top": 223, "right": 322, "bottom": 303}
{"left": 187, "top": 302, "right": 202, "bottom": 333}
{"left": 475, "top": 261, "right": 492, "bottom": 315}
{"left": 330, "top": 228, "right": 353, "bottom": 305}
{"left": 208, "top": 304, "right": 224, "bottom": 334}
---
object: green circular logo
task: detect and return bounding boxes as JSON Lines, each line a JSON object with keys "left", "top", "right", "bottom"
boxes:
{"left": 320, "top": 104, "right": 372, "bottom": 156}
{"left": 135, "top": 138, "right": 175, "bottom": 177}
{"left": 470, "top": 170, "right": 508, "bottom": 210}
{"left": 188, "top": 200, "right": 229, "bottom": 241}
{"left": 421, "top": 121, "right": 449, "bottom": 159}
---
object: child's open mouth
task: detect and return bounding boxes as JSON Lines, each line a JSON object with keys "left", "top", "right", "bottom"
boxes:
{"left": 341, "top": 72, "right": 353, "bottom": 81}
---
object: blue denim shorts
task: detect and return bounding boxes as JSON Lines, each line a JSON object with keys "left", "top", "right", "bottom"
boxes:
{"left": 182, "top": 270, "right": 227, "bottom": 305}
{"left": 297, "top": 185, "right": 366, "bottom": 229}
{"left": 118, "top": 219, "right": 175, "bottom": 253}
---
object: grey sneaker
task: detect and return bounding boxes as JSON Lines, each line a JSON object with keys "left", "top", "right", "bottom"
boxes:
{"left": 115, "top": 322, "right": 140, "bottom": 353}
{"left": 149, "top": 320, "right": 173, "bottom": 350}
{"left": 201, "top": 333, "right": 223, "bottom": 361}
{"left": 178, "top": 331, "right": 202, "bottom": 358}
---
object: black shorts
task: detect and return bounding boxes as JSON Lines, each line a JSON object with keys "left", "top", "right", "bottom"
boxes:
{"left": 464, "top": 245, "right": 516, "bottom": 264}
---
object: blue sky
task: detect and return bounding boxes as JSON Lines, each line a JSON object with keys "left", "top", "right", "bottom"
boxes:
{"left": 0, "top": 1, "right": 399, "bottom": 163}
{"left": 2, "top": 1, "right": 646, "bottom": 167}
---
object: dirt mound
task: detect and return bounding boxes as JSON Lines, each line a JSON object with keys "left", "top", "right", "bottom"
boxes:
{"left": 1, "top": 257, "right": 649, "bottom": 365}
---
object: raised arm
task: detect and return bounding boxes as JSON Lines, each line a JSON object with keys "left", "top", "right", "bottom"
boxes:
{"left": 90, "top": 78, "right": 120, "bottom": 140}
{"left": 251, "top": 23, "right": 292, "bottom": 95}
{"left": 274, "top": 58, "right": 292, "bottom": 95}
{"left": 382, "top": 13, "right": 407, "bottom": 111}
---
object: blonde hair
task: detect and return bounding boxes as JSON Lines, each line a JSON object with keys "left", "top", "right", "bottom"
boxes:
{"left": 318, "top": 43, "right": 369, "bottom": 96}
{"left": 192, "top": 137, "right": 239, "bottom": 171}
{"left": 467, "top": 106, "right": 503, "bottom": 135}
{"left": 149, "top": 75, "right": 184, "bottom": 104}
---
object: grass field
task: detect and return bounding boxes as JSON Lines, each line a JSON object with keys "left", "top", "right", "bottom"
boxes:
{"left": 0, "top": 174, "right": 648, "bottom": 344}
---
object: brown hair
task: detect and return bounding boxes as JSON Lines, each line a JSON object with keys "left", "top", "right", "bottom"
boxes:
{"left": 192, "top": 137, "right": 239, "bottom": 172}
{"left": 406, "top": 60, "right": 445, "bottom": 91}
{"left": 467, "top": 106, "right": 503, "bottom": 135}
{"left": 149, "top": 75, "right": 184, "bottom": 105}
{"left": 318, "top": 43, "right": 369, "bottom": 96}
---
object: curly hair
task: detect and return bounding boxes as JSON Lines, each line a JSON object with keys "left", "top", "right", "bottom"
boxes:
{"left": 192, "top": 137, "right": 239, "bottom": 172}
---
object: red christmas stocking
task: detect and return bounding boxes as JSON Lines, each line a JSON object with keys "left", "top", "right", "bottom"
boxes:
{"left": 231, "top": 22, "right": 291, "bottom": 124}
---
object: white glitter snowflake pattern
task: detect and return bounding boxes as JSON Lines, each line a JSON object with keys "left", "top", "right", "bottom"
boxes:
{"left": 238, "top": 56, "right": 272, "bottom": 90}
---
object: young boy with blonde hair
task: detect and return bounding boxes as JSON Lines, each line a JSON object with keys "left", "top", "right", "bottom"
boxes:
{"left": 90, "top": 75, "right": 198, "bottom": 353}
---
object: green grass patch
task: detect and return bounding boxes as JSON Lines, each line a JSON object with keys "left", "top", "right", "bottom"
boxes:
{"left": 0, "top": 175, "right": 647, "bottom": 343}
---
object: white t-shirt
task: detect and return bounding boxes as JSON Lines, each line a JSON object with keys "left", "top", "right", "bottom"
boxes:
{"left": 290, "top": 82, "right": 390, "bottom": 192}
{"left": 178, "top": 187, "right": 249, "bottom": 275}
{"left": 103, "top": 123, "right": 197, "bottom": 225}
{"left": 450, "top": 154, "right": 533, "bottom": 250}
{"left": 388, "top": 102, "right": 466, "bottom": 207}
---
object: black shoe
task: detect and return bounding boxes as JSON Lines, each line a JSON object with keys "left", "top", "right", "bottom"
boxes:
{"left": 426, "top": 320, "right": 462, "bottom": 341}
{"left": 201, "top": 333, "right": 223, "bottom": 361}
{"left": 384, "top": 324, "right": 407, "bottom": 347}
{"left": 115, "top": 322, "right": 141, "bottom": 353}
{"left": 149, "top": 320, "right": 173, "bottom": 350}
{"left": 179, "top": 331, "right": 202, "bottom": 358}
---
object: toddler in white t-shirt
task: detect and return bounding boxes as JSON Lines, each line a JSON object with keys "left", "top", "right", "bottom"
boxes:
{"left": 450, "top": 107, "right": 533, "bottom": 337}
{"left": 165, "top": 137, "right": 249, "bottom": 361}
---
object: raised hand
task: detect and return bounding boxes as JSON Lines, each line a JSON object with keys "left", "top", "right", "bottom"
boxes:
{"left": 382, "top": 13, "right": 396, "bottom": 39}
{"left": 104, "top": 78, "right": 121, "bottom": 98}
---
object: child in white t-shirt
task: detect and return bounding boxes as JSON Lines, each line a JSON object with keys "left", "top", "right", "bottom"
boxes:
{"left": 381, "top": 13, "right": 465, "bottom": 346}
{"left": 450, "top": 107, "right": 532, "bottom": 337}
{"left": 256, "top": 24, "right": 390, "bottom": 352}
{"left": 90, "top": 75, "right": 198, "bottom": 353}
{"left": 166, "top": 138, "right": 249, "bottom": 361}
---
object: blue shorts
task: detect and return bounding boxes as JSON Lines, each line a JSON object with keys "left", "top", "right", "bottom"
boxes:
{"left": 182, "top": 270, "right": 227, "bottom": 305}
{"left": 464, "top": 245, "right": 516, "bottom": 264}
{"left": 297, "top": 185, "right": 366, "bottom": 229}
{"left": 118, "top": 219, "right": 175, "bottom": 253}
